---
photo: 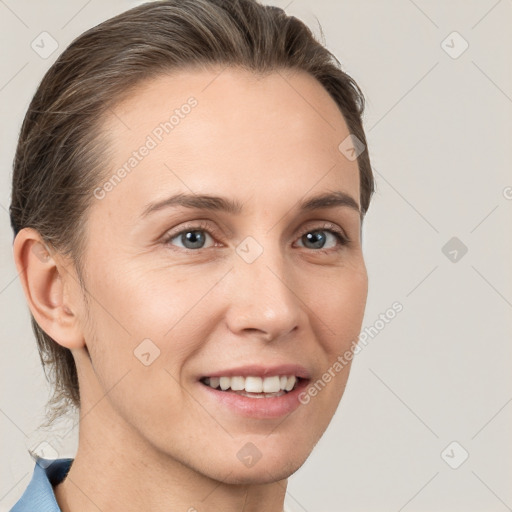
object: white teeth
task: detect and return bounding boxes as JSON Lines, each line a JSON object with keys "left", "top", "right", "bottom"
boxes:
{"left": 245, "top": 376, "right": 263, "bottom": 393}
{"left": 203, "top": 374, "right": 298, "bottom": 393}
{"left": 263, "top": 376, "right": 281, "bottom": 393}
{"left": 219, "top": 376, "right": 231, "bottom": 391}
{"left": 285, "top": 376, "right": 296, "bottom": 391}
{"left": 230, "top": 376, "right": 245, "bottom": 391}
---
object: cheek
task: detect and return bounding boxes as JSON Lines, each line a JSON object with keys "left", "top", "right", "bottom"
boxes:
{"left": 85, "top": 259, "right": 195, "bottom": 337}
{"left": 81, "top": 261, "right": 223, "bottom": 384}
{"left": 308, "top": 261, "right": 368, "bottom": 350}
{"left": 79, "top": 267, "right": 195, "bottom": 437}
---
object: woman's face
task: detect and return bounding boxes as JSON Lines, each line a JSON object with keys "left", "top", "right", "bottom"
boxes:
{"left": 75, "top": 67, "right": 368, "bottom": 483}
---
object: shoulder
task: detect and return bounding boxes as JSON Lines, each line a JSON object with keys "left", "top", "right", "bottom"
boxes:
{"left": 10, "top": 458, "right": 74, "bottom": 512}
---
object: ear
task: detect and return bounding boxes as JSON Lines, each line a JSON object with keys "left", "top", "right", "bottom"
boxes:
{"left": 12, "top": 227, "right": 85, "bottom": 349}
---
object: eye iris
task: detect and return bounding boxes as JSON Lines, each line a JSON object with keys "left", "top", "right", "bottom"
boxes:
{"left": 182, "top": 230, "right": 206, "bottom": 249}
{"left": 303, "top": 231, "right": 326, "bottom": 249}
{"left": 172, "top": 228, "right": 338, "bottom": 251}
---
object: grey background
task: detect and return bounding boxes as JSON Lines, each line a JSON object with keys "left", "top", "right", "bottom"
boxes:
{"left": 1, "top": 1, "right": 511, "bottom": 511}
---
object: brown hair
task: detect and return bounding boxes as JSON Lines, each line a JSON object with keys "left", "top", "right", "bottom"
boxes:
{"left": 10, "top": 0, "right": 375, "bottom": 423}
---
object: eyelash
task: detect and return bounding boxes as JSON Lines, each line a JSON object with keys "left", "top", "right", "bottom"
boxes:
{"left": 162, "top": 220, "right": 350, "bottom": 253}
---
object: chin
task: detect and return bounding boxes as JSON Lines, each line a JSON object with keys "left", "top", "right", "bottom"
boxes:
{"left": 205, "top": 455, "right": 307, "bottom": 485}
{"left": 209, "top": 435, "right": 317, "bottom": 484}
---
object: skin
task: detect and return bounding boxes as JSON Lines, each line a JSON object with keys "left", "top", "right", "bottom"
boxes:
{"left": 14, "top": 67, "right": 368, "bottom": 512}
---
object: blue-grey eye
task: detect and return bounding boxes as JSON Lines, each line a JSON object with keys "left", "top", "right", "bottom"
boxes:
{"left": 297, "top": 230, "right": 344, "bottom": 250}
{"left": 169, "top": 229, "right": 214, "bottom": 250}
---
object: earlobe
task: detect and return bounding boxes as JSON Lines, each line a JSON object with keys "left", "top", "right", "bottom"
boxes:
{"left": 12, "top": 227, "right": 85, "bottom": 350}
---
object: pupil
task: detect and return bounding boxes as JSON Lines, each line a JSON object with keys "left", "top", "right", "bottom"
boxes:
{"left": 304, "top": 231, "right": 325, "bottom": 249}
{"left": 183, "top": 230, "right": 205, "bottom": 249}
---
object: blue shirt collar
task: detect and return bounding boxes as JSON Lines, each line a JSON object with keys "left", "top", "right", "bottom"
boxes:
{"left": 10, "top": 458, "right": 73, "bottom": 512}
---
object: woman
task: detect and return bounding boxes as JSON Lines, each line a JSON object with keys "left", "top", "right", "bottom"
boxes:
{"left": 9, "top": 0, "right": 374, "bottom": 510}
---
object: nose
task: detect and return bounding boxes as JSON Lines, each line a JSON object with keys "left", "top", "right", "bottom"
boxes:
{"left": 224, "top": 244, "right": 302, "bottom": 342}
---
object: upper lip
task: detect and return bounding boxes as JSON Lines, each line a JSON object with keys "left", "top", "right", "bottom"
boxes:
{"left": 202, "top": 364, "right": 311, "bottom": 380}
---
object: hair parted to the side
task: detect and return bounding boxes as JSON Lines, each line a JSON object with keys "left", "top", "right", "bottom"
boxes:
{"left": 10, "top": 0, "right": 375, "bottom": 424}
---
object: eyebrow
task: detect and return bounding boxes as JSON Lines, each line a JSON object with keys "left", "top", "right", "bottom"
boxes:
{"left": 140, "top": 190, "right": 360, "bottom": 218}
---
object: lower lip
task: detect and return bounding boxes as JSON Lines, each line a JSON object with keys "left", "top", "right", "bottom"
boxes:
{"left": 198, "top": 379, "right": 309, "bottom": 419}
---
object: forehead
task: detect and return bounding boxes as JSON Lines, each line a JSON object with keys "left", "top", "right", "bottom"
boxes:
{"left": 96, "top": 67, "right": 360, "bottom": 219}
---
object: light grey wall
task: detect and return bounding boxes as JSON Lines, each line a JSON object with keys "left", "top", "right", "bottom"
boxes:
{"left": 1, "top": 1, "right": 511, "bottom": 511}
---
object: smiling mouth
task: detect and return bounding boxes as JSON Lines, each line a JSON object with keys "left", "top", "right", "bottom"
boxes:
{"left": 200, "top": 375, "right": 301, "bottom": 398}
